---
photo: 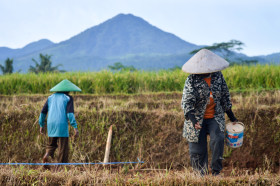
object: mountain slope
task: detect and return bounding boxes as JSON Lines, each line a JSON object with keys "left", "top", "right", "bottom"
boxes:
{"left": 0, "top": 39, "right": 54, "bottom": 61}
{"left": 7, "top": 14, "right": 201, "bottom": 72}
{"left": 63, "top": 13, "right": 197, "bottom": 57}
{"left": 0, "top": 14, "right": 278, "bottom": 72}
{"left": 259, "top": 52, "right": 280, "bottom": 64}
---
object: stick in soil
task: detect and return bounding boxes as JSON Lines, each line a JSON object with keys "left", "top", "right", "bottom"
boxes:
{"left": 103, "top": 125, "right": 113, "bottom": 164}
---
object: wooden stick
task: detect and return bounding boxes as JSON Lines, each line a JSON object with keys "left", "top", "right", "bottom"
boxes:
{"left": 103, "top": 125, "right": 113, "bottom": 163}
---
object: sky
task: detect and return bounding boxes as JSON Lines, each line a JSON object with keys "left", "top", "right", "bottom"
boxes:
{"left": 1, "top": 0, "right": 280, "bottom": 56}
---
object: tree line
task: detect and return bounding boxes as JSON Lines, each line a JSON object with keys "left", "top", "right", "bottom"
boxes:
{"left": 0, "top": 54, "right": 64, "bottom": 75}
{"left": 0, "top": 54, "right": 136, "bottom": 75}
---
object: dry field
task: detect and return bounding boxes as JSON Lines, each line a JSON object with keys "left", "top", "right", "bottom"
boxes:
{"left": 0, "top": 91, "right": 279, "bottom": 185}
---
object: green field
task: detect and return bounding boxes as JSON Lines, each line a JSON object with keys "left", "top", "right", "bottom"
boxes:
{"left": 0, "top": 65, "right": 279, "bottom": 94}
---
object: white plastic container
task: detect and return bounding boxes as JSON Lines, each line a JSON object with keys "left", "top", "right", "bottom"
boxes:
{"left": 225, "top": 122, "right": 244, "bottom": 148}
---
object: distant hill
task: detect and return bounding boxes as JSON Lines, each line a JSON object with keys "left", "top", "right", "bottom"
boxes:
{"left": 0, "top": 14, "right": 279, "bottom": 72}
{"left": 257, "top": 52, "right": 280, "bottom": 64}
{"left": 0, "top": 39, "right": 54, "bottom": 60}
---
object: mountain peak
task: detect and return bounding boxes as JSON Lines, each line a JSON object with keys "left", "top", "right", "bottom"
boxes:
{"left": 22, "top": 39, "right": 54, "bottom": 50}
{"left": 1, "top": 14, "right": 199, "bottom": 71}
{"left": 1, "top": 14, "right": 278, "bottom": 72}
{"left": 103, "top": 13, "right": 147, "bottom": 26}
{"left": 66, "top": 13, "right": 197, "bottom": 58}
{"left": 112, "top": 13, "right": 140, "bottom": 19}
{"left": 114, "top": 13, "right": 136, "bottom": 18}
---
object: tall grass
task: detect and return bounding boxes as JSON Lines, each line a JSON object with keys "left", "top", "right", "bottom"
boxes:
{"left": 223, "top": 65, "right": 280, "bottom": 91}
{"left": 0, "top": 65, "right": 279, "bottom": 94}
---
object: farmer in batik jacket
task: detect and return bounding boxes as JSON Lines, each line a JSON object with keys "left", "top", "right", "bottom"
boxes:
{"left": 39, "top": 79, "right": 81, "bottom": 167}
{"left": 181, "top": 49, "right": 238, "bottom": 176}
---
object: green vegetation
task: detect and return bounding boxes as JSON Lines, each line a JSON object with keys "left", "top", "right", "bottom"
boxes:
{"left": 0, "top": 65, "right": 279, "bottom": 94}
{"left": 190, "top": 39, "right": 244, "bottom": 56}
{"left": 108, "top": 62, "right": 136, "bottom": 72}
{"left": 190, "top": 40, "right": 259, "bottom": 65}
{"left": 0, "top": 58, "right": 14, "bottom": 74}
{"left": 28, "top": 53, "right": 65, "bottom": 74}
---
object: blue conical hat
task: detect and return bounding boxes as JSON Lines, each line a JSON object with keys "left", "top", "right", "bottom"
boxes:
{"left": 50, "top": 79, "right": 81, "bottom": 92}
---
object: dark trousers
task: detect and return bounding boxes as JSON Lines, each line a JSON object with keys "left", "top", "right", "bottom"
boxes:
{"left": 46, "top": 137, "right": 69, "bottom": 163}
{"left": 188, "top": 118, "right": 224, "bottom": 175}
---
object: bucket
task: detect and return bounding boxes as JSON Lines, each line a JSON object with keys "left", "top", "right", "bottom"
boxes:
{"left": 225, "top": 122, "right": 244, "bottom": 148}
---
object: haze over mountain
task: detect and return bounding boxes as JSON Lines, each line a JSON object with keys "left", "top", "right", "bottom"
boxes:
{"left": 0, "top": 14, "right": 278, "bottom": 72}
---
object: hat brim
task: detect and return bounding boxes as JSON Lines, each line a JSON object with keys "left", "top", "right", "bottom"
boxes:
{"left": 182, "top": 49, "right": 229, "bottom": 74}
{"left": 50, "top": 79, "right": 82, "bottom": 92}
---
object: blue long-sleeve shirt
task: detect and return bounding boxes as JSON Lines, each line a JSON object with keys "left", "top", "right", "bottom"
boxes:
{"left": 39, "top": 93, "right": 77, "bottom": 137}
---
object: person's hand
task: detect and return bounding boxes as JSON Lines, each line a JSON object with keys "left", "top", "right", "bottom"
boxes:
{"left": 40, "top": 127, "right": 44, "bottom": 134}
{"left": 232, "top": 120, "right": 239, "bottom": 125}
{"left": 74, "top": 128, "right": 79, "bottom": 138}
{"left": 194, "top": 122, "right": 202, "bottom": 130}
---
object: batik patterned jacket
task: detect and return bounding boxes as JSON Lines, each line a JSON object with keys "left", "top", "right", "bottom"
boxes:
{"left": 181, "top": 71, "right": 232, "bottom": 143}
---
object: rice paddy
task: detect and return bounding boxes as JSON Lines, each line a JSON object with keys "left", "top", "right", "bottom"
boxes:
{"left": 0, "top": 65, "right": 279, "bottom": 94}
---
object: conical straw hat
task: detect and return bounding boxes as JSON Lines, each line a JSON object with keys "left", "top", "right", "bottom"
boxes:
{"left": 50, "top": 79, "right": 81, "bottom": 92}
{"left": 182, "top": 49, "right": 229, "bottom": 74}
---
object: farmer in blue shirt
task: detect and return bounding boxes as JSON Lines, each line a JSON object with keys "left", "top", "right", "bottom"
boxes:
{"left": 39, "top": 79, "right": 81, "bottom": 164}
